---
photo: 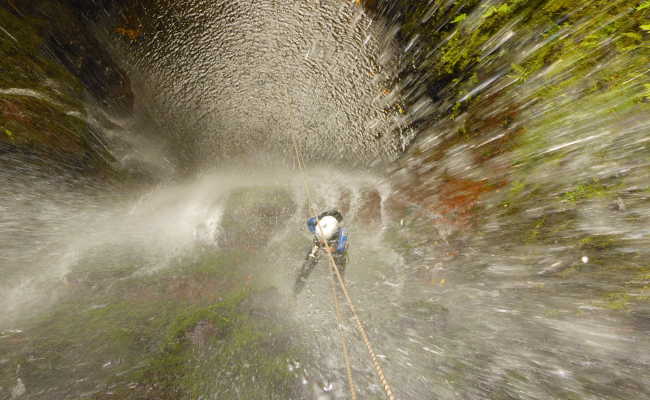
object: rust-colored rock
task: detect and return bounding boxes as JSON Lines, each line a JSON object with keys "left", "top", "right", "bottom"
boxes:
{"left": 338, "top": 189, "right": 352, "bottom": 216}
{"left": 357, "top": 188, "right": 382, "bottom": 225}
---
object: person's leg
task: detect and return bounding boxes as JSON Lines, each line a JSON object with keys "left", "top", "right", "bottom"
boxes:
{"left": 331, "top": 251, "right": 347, "bottom": 279}
{"left": 293, "top": 244, "right": 320, "bottom": 295}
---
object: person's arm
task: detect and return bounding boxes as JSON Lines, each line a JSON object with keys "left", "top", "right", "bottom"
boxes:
{"left": 336, "top": 228, "right": 348, "bottom": 253}
{"left": 307, "top": 217, "right": 317, "bottom": 233}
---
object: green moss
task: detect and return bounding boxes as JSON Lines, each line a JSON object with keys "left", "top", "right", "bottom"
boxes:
{"left": 452, "top": 13, "right": 468, "bottom": 24}
{"left": 0, "top": 8, "right": 84, "bottom": 105}
{"left": 499, "top": 180, "right": 529, "bottom": 210}
{"left": 561, "top": 180, "right": 610, "bottom": 203}
{"left": 1, "top": 249, "right": 300, "bottom": 399}
{"left": 0, "top": 5, "right": 129, "bottom": 176}
{"left": 405, "top": 299, "right": 450, "bottom": 316}
{"left": 509, "top": 63, "right": 529, "bottom": 82}
{"left": 558, "top": 265, "right": 580, "bottom": 278}
{"left": 578, "top": 235, "right": 617, "bottom": 251}
{"left": 380, "top": 0, "right": 650, "bottom": 329}
{"left": 603, "top": 292, "right": 631, "bottom": 310}
{"left": 584, "top": 264, "right": 650, "bottom": 311}
{"left": 509, "top": 180, "right": 526, "bottom": 196}
{"left": 525, "top": 217, "right": 545, "bottom": 243}
{"left": 639, "top": 84, "right": 650, "bottom": 102}
{"left": 136, "top": 289, "right": 297, "bottom": 399}
{"left": 386, "top": 0, "right": 648, "bottom": 129}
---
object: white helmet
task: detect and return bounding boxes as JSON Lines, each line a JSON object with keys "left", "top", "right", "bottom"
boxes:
{"left": 315, "top": 215, "right": 339, "bottom": 241}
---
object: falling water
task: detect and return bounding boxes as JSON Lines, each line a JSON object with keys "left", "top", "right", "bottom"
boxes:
{"left": 1, "top": 0, "right": 649, "bottom": 399}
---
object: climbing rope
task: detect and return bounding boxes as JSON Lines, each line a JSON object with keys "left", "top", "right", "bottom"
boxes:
{"left": 329, "top": 267, "right": 357, "bottom": 400}
{"left": 291, "top": 137, "right": 357, "bottom": 399}
{"left": 322, "top": 246, "right": 396, "bottom": 400}
{"left": 290, "top": 136, "right": 396, "bottom": 400}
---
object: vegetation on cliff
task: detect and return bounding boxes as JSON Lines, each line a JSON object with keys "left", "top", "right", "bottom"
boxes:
{"left": 375, "top": 0, "right": 649, "bottom": 311}
{"left": 0, "top": 247, "right": 301, "bottom": 399}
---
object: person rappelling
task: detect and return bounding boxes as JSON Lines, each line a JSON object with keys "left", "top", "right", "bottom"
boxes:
{"left": 293, "top": 209, "right": 349, "bottom": 295}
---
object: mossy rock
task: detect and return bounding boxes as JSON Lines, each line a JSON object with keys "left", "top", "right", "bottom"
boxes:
{"left": 1, "top": 250, "right": 301, "bottom": 399}
{"left": 0, "top": 1, "right": 136, "bottom": 176}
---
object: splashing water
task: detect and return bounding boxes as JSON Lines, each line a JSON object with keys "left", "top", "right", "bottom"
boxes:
{"left": 1, "top": 0, "right": 649, "bottom": 399}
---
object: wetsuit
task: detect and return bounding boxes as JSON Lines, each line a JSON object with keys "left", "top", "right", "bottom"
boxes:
{"left": 293, "top": 210, "right": 349, "bottom": 295}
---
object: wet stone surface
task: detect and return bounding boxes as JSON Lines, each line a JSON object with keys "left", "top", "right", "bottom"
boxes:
{"left": 1, "top": 0, "right": 650, "bottom": 399}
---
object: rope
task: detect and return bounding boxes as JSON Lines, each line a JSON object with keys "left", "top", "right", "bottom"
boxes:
{"left": 322, "top": 246, "right": 396, "bottom": 400}
{"left": 291, "top": 136, "right": 357, "bottom": 400}
{"left": 329, "top": 268, "right": 357, "bottom": 400}
{"left": 290, "top": 135, "right": 396, "bottom": 400}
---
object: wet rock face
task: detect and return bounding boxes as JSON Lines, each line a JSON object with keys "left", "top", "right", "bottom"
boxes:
{"left": 4, "top": 0, "right": 133, "bottom": 115}
{"left": 45, "top": 23, "right": 133, "bottom": 115}
{"left": 218, "top": 187, "right": 297, "bottom": 249}
{"left": 115, "top": 0, "right": 406, "bottom": 165}
{"left": 186, "top": 319, "right": 218, "bottom": 349}
{"left": 0, "top": 0, "right": 135, "bottom": 175}
{"left": 357, "top": 188, "right": 382, "bottom": 225}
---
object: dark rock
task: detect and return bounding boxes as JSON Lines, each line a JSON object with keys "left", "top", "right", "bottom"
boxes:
{"left": 0, "top": 0, "right": 136, "bottom": 175}
{"left": 33, "top": 0, "right": 133, "bottom": 115}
